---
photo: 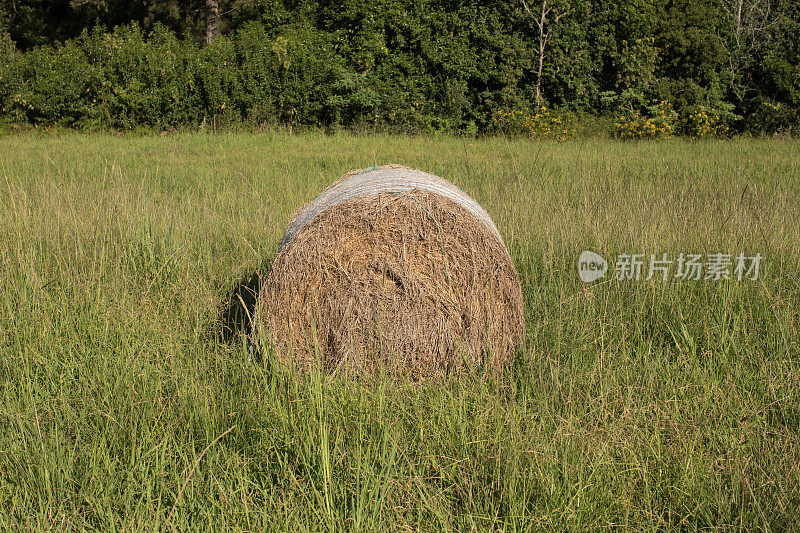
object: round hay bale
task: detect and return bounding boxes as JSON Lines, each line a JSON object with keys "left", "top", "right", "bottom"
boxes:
{"left": 256, "top": 165, "right": 524, "bottom": 378}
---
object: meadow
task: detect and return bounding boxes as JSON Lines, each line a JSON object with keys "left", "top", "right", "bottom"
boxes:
{"left": 1, "top": 132, "right": 798, "bottom": 530}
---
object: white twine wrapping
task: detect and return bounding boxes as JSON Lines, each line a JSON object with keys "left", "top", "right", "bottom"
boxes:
{"left": 278, "top": 167, "right": 506, "bottom": 251}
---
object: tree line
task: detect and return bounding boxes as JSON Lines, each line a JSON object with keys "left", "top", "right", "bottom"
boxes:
{"left": 1, "top": 0, "right": 798, "bottom": 135}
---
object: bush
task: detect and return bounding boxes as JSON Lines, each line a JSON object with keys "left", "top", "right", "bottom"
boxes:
{"left": 745, "top": 99, "right": 799, "bottom": 136}
{"left": 0, "top": 31, "right": 16, "bottom": 123}
{"left": 264, "top": 25, "right": 340, "bottom": 126}
{"left": 193, "top": 34, "right": 242, "bottom": 127}
{"left": 86, "top": 24, "right": 202, "bottom": 129}
{"left": 233, "top": 21, "right": 277, "bottom": 125}
{"left": 11, "top": 39, "right": 103, "bottom": 127}
{"left": 492, "top": 106, "right": 578, "bottom": 140}
{"left": 683, "top": 105, "right": 731, "bottom": 138}
{"left": 613, "top": 101, "right": 677, "bottom": 139}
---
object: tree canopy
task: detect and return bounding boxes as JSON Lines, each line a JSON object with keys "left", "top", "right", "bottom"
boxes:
{"left": 1, "top": 0, "right": 798, "bottom": 134}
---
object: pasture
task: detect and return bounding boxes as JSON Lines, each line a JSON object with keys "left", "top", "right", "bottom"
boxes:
{"left": 1, "top": 132, "right": 798, "bottom": 530}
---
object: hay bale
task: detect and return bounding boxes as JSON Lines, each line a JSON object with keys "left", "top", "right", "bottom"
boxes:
{"left": 256, "top": 165, "right": 524, "bottom": 377}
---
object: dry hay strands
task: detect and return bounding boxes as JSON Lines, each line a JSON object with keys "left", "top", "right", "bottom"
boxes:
{"left": 256, "top": 165, "right": 524, "bottom": 379}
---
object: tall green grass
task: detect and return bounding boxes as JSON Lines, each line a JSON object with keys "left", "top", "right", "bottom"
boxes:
{"left": 1, "top": 133, "right": 798, "bottom": 530}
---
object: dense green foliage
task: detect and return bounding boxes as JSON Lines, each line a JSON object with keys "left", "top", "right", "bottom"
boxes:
{"left": 1, "top": 0, "right": 799, "bottom": 134}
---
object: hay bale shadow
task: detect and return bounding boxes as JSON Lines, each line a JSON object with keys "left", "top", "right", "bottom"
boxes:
{"left": 216, "top": 261, "right": 271, "bottom": 349}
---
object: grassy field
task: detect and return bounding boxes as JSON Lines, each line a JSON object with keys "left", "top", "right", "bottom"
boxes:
{"left": 1, "top": 132, "right": 799, "bottom": 530}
